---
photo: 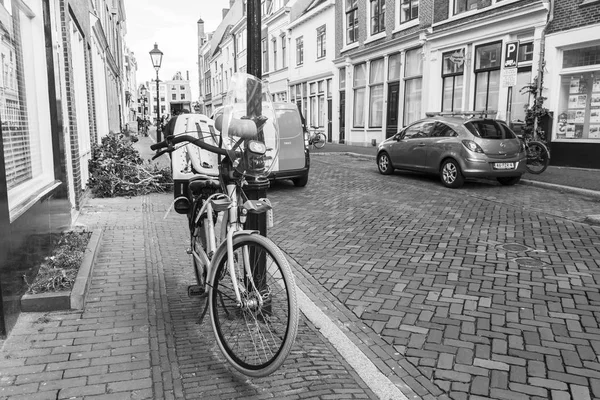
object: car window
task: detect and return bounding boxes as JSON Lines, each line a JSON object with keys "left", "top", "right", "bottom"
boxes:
{"left": 431, "top": 123, "right": 458, "bottom": 137}
{"left": 404, "top": 121, "right": 435, "bottom": 139}
{"left": 464, "top": 120, "right": 517, "bottom": 139}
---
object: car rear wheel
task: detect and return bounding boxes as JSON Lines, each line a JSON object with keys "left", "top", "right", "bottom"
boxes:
{"left": 497, "top": 176, "right": 521, "bottom": 186}
{"left": 377, "top": 152, "right": 394, "bottom": 175}
{"left": 440, "top": 159, "right": 464, "bottom": 188}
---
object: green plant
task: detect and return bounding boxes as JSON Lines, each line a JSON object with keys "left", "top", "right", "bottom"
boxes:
{"left": 520, "top": 76, "right": 550, "bottom": 142}
{"left": 88, "top": 133, "right": 172, "bottom": 197}
{"left": 23, "top": 231, "right": 91, "bottom": 294}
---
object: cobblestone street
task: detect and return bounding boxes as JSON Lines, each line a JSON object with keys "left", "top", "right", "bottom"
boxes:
{"left": 268, "top": 153, "right": 600, "bottom": 400}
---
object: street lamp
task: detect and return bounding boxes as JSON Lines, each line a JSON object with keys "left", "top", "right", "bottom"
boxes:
{"left": 150, "top": 43, "right": 164, "bottom": 142}
{"left": 140, "top": 84, "right": 147, "bottom": 135}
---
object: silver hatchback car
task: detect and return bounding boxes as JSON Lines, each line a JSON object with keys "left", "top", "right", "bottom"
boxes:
{"left": 377, "top": 115, "right": 527, "bottom": 188}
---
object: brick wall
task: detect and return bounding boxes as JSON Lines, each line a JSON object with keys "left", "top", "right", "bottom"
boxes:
{"left": 548, "top": 0, "right": 600, "bottom": 34}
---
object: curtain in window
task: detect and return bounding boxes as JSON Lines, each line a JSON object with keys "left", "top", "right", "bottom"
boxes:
{"left": 404, "top": 48, "right": 422, "bottom": 125}
{"left": 369, "top": 59, "right": 384, "bottom": 127}
{"left": 353, "top": 63, "right": 366, "bottom": 127}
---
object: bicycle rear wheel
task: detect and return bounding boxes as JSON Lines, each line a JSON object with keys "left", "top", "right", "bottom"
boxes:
{"left": 209, "top": 233, "right": 298, "bottom": 377}
{"left": 314, "top": 133, "right": 326, "bottom": 149}
{"left": 525, "top": 141, "right": 550, "bottom": 174}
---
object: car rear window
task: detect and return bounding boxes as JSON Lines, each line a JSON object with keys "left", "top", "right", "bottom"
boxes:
{"left": 464, "top": 120, "right": 517, "bottom": 140}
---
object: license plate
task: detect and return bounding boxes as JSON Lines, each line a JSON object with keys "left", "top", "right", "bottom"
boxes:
{"left": 493, "top": 162, "right": 515, "bottom": 170}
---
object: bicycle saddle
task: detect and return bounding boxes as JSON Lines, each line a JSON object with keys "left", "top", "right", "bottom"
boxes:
{"left": 215, "top": 114, "right": 257, "bottom": 139}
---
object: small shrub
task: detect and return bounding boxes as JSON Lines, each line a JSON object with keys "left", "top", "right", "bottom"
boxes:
{"left": 88, "top": 133, "right": 172, "bottom": 197}
{"left": 23, "top": 231, "right": 92, "bottom": 294}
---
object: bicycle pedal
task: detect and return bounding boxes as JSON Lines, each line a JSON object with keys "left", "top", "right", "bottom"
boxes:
{"left": 187, "top": 285, "right": 206, "bottom": 297}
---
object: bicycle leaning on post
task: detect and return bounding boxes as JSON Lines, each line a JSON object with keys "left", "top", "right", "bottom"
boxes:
{"left": 515, "top": 122, "right": 550, "bottom": 174}
{"left": 151, "top": 73, "right": 299, "bottom": 377}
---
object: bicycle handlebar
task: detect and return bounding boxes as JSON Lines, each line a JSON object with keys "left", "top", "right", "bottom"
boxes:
{"left": 151, "top": 134, "right": 228, "bottom": 156}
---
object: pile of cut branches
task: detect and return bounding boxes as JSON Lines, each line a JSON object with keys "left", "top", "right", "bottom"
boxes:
{"left": 88, "top": 133, "right": 172, "bottom": 197}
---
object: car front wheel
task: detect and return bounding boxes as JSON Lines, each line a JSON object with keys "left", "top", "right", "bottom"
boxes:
{"left": 497, "top": 176, "right": 521, "bottom": 186}
{"left": 440, "top": 159, "right": 464, "bottom": 188}
{"left": 377, "top": 152, "right": 394, "bottom": 175}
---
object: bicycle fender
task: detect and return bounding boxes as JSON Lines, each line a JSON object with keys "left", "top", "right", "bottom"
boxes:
{"left": 207, "top": 230, "right": 261, "bottom": 285}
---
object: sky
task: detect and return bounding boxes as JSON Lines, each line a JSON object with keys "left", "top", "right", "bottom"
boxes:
{"left": 123, "top": 0, "right": 232, "bottom": 101}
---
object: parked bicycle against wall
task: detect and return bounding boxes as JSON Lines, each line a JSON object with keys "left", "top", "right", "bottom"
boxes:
{"left": 151, "top": 72, "right": 299, "bottom": 377}
{"left": 308, "top": 128, "right": 326, "bottom": 149}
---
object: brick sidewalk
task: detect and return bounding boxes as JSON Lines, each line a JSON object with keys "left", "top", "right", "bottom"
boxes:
{"left": 0, "top": 192, "right": 380, "bottom": 399}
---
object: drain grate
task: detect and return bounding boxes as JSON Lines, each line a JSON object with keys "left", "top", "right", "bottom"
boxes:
{"left": 498, "top": 243, "right": 530, "bottom": 252}
{"left": 513, "top": 257, "right": 547, "bottom": 268}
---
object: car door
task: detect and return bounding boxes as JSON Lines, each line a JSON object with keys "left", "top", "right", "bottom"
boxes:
{"left": 425, "top": 122, "right": 459, "bottom": 172}
{"left": 390, "top": 121, "right": 435, "bottom": 170}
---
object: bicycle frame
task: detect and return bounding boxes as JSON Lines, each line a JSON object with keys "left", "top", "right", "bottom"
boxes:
{"left": 192, "top": 180, "right": 265, "bottom": 308}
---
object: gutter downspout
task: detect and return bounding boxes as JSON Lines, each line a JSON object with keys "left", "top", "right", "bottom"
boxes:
{"left": 534, "top": 0, "right": 555, "bottom": 140}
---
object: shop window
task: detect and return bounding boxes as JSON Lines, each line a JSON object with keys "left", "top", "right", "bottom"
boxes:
{"left": 474, "top": 42, "right": 501, "bottom": 111}
{"left": 346, "top": 0, "right": 359, "bottom": 45}
{"left": 563, "top": 46, "right": 600, "bottom": 68}
{"left": 557, "top": 71, "right": 600, "bottom": 140}
{"left": 404, "top": 48, "right": 423, "bottom": 125}
{"left": 353, "top": 63, "right": 367, "bottom": 127}
{"left": 1, "top": 0, "right": 56, "bottom": 211}
{"left": 441, "top": 49, "right": 465, "bottom": 112}
{"left": 369, "top": 58, "right": 384, "bottom": 128}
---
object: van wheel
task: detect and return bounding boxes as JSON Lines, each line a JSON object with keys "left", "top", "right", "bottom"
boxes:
{"left": 497, "top": 176, "right": 521, "bottom": 186}
{"left": 293, "top": 175, "right": 308, "bottom": 187}
{"left": 440, "top": 159, "right": 464, "bottom": 188}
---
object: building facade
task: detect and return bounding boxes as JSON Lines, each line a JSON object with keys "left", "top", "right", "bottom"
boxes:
{"left": 0, "top": 0, "right": 128, "bottom": 337}
{"left": 544, "top": 0, "right": 600, "bottom": 168}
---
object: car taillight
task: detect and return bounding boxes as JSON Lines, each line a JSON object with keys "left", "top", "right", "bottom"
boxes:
{"left": 462, "top": 140, "right": 484, "bottom": 153}
{"left": 304, "top": 132, "right": 310, "bottom": 148}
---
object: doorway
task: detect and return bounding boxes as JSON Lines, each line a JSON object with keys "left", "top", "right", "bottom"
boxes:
{"left": 386, "top": 82, "right": 399, "bottom": 138}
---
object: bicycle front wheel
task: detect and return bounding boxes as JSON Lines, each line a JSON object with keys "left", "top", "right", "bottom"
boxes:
{"left": 525, "top": 141, "right": 550, "bottom": 174}
{"left": 209, "top": 233, "right": 298, "bottom": 377}
{"left": 313, "top": 133, "right": 326, "bottom": 149}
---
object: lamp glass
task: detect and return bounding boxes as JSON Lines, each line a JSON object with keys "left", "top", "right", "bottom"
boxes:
{"left": 150, "top": 43, "right": 163, "bottom": 69}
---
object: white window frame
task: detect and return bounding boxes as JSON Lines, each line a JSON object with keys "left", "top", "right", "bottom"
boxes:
{"left": 365, "top": 0, "right": 386, "bottom": 44}
{"left": 343, "top": 0, "right": 359, "bottom": 52}
{"left": 394, "top": 0, "right": 419, "bottom": 33}
{"left": 444, "top": 0, "right": 521, "bottom": 21}
{"left": 4, "top": 0, "right": 56, "bottom": 220}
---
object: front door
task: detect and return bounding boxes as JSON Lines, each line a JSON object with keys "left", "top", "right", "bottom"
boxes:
{"left": 327, "top": 99, "right": 332, "bottom": 142}
{"left": 386, "top": 82, "right": 400, "bottom": 139}
{"left": 339, "top": 91, "right": 346, "bottom": 144}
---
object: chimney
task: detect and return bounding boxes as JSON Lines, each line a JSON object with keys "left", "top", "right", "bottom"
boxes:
{"left": 197, "top": 18, "right": 205, "bottom": 39}
{"left": 186, "top": 71, "right": 189, "bottom": 81}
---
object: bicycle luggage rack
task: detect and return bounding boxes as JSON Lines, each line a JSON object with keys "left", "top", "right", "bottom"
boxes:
{"left": 425, "top": 110, "right": 497, "bottom": 119}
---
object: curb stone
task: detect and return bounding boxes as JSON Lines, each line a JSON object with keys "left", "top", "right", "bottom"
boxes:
{"left": 20, "top": 229, "right": 103, "bottom": 312}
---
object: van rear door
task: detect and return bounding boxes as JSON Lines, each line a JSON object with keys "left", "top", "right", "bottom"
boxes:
{"left": 274, "top": 103, "right": 307, "bottom": 172}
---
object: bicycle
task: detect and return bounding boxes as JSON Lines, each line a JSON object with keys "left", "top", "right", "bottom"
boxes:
{"left": 308, "top": 128, "right": 326, "bottom": 149}
{"left": 151, "top": 73, "right": 299, "bottom": 377}
{"left": 519, "top": 133, "right": 550, "bottom": 174}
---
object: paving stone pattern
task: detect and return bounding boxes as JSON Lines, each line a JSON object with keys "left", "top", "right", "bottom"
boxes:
{"left": 0, "top": 195, "right": 376, "bottom": 399}
{"left": 267, "top": 153, "right": 600, "bottom": 400}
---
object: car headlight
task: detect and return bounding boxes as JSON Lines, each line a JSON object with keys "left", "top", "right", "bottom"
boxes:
{"left": 462, "top": 140, "right": 484, "bottom": 154}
